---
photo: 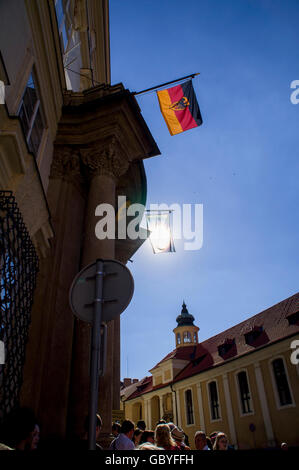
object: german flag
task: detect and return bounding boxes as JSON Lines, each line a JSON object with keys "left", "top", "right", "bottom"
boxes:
{"left": 157, "top": 80, "right": 203, "bottom": 136}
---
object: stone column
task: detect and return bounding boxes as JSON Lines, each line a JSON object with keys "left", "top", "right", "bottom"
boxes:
{"left": 254, "top": 362, "right": 275, "bottom": 447}
{"left": 21, "top": 146, "right": 85, "bottom": 440}
{"left": 68, "top": 140, "right": 129, "bottom": 444}
{"left": 171, "top": 391, "right": 177, "bottom": 426}
{"left": 159, "top": 395, "right": 164, "bottom": 420}
{"left": 177, "top": 391, "right": 182, "bottom": 428}
{"left": 196, "top": 382, "right": 205, "bottom": 432}
{"left": 222, "top": 374, "right": 238, "bottom": 447}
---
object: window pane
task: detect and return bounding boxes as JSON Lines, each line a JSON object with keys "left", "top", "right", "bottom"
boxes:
{"left": 238, "top": 371, "right": 252, "bottom": 413}
{"left": 185, "top": 390, "right": 194, "bottom": 425}
{"left": 209, "top": 381, "right": 220, "bottom": 420}
{"left": 272, "top": 359, "right": 292, "bottom": 406}
{"left": 29, "top": 108, "right": 44, "bottom": 156}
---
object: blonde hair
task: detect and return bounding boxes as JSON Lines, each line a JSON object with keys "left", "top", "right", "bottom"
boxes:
{"left": 155, "top": 424, "right": 176, "bottom": 449}
{"left": 213, "top": 432, "right": 228, "bottom": 450}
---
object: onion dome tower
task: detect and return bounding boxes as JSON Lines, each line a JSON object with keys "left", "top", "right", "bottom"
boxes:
{"left": 173, "top": 301, "right": 199, "bottom": 348}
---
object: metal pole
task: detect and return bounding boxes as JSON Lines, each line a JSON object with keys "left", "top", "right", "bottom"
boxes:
{"left": 88, "top": 259, "right": 104, "bottom": 450}
{"left": 132, "top": 73, "right": 200, "bottom": 96}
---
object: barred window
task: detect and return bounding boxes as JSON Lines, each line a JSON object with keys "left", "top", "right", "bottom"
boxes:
{"left": 0, "top": 191, "right": 39, "bottom": 423}
{"left": 18, "top": 72, "right": 45, "bottom": 157}
{"left": 237, "top": 371, "right": 252, "bottom": 414}
{"left": 209, "top": 381, "right": 220, "bottom": 420}
{"left": 185, "top": 389, "right": 194, "bottom": 425}
{"left": 272, "top": 359, "right": 292, "bottom": 406}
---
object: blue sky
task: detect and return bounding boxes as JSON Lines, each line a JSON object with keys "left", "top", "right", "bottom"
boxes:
{"left": 109, "top": 0, "right": 299, "bottom": 380}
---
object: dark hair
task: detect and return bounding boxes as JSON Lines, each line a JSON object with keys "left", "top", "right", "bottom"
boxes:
{"left": 140, "top": 430, "right": 155, "bottom": 444}
{"left": 136, "top": 420, "right": 146, "bottom": 431}
{"left": 133, "top": 428, "right": 143, "bottom": 444}
{"left": 206, "top": 436, "right": 213, "bottom": 450}
{"left": 84, "top": 414, "right": 102, "bottom": 433}
{"left": 112, "top": 422, "right": 121, "bottom": 433}
{"left": 120, "top": 420, "right": 135, "bottom": 435}
{"left": 1, "top": 407, "right": 37, "bottom": 447}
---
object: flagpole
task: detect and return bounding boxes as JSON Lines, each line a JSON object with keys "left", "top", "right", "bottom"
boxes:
{"left": 132, "top": 73, "right": 200, "bottom": 96}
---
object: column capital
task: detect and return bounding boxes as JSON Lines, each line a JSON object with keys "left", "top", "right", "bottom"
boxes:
{"left": 80, "top": 137, "right": 129, "bottom": 182}
{"left": 50, "top": 146, "right": 82, "bottom": 183}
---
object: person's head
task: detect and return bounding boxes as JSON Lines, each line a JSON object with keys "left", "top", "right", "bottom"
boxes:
{"left": 195, "top": 430, "right": 207, "bottom": 450}
{"left": 112, "top": 422, "right": 121, "bottom": 437}
{"left": 140, "top": 430, "right": 155, "bottom": 445}
{"left": 281, "top": 442, "right": 288, "bottom": 451}
{"left": 171, "top": 427, "right": 185, "bottom": 446}
{"left": 120, "top": 420, "right": 135, "bottom": 439}
{"left": 136, "top": 420, "right": 146, "bottom": 431}
{"left": 5, "top": 407, "right": 37, "bottom": 450}
{"left": 133, "top": 429, "right": 143, "bottom": 445}
{"left": 213, "top": 432, "right": 228, "bottom": 450}
{"left": 155, "top": 424, "right": 176, "bottom": 449}
{"left": 30, "top": 424, "right": 40, "bottom": 450}
{"left": 210, "top": 431, "right": 219, "bottom": 445}
{"left": 84, "top": 414, "right": 102, "bottom": 440}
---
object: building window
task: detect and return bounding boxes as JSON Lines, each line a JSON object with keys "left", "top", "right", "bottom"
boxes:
{"left": 272, "top": 358, "right": 293, "bottom": 407}
{"left": 185, "top": 389, "right": 194, "bottom": 425}
{"left": 208, "top": 381, "right": 220, "bottom": 420}
{"left": 18, "top": 72, "right": 45, "bottom": 157}
{"left": 193, "top": 332, "right": 197, "bottom": 343}
{"left": 55, "top": 0, "right": 72, "bottom": 52}
{"left": 183, "top": 331, "right": 191, "bottom": 343}
{"left": 237, "top": 371, "right": 252, "bottom": 414}
{"left": 177, "top": 333, "right": 181, "bottom": 345}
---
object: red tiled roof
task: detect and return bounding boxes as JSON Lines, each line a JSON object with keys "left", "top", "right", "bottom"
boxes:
{"left": 125, "top": 292, "right": 299, "bottom": 401}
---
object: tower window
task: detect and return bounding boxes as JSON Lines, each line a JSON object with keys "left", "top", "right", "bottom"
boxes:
{"left": 183, "top": 331, "right": 191, "bottom": 343}
{"left": 177, "top": 333, "right": 181, "bottom": 345}
{"left": 193, "top": 332, "right": 197, "bottom": 343}
{"left": 237, "top": 371, "right": 252, "bottom": 414}
{"left": 272, "top": 358, "right": 292, "bottom": 406}
{"left": 185, "top": 389, "right": 194, "bottom": 425}
{"left": 208, "top": 381, "right": 220, "bottom": 420}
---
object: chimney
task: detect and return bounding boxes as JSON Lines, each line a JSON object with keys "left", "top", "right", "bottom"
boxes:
{"left": 123, "top": 378, "right": 132, "bottom": 387}
{"left": 132, "top": 379, "right": 138, "bottom": 384}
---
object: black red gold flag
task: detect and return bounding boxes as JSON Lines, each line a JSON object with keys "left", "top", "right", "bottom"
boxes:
{"left": 157, "top": 80, "right": 203, "bottom": 136}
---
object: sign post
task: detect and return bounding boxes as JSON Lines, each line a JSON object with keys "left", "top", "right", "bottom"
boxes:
{"left": 69, "top": 259, "right": 134, "bottom": 450}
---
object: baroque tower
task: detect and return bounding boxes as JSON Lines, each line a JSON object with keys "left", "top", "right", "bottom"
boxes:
{"left": 173, "top": 302, "right": 199, "bottom": 348}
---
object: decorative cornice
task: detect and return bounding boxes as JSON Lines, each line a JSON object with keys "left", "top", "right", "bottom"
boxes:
{"left": 80, "top": 138, "right": 129, "bottom": 181}
{"left": 50, "top": 146, "right": 82, "bottom": 183}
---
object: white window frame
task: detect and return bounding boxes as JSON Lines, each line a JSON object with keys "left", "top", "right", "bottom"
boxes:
{"left": 184, "top": 388, "right": 195, "bottom": 427}
{"left": 234, "top": 368, "right": 254, "bottom": 417}
{"left": 269, "top": 356, "right": 295, "bottom": 410}
{"left": 206, "top": 379, "right": 222, "bottom": 423}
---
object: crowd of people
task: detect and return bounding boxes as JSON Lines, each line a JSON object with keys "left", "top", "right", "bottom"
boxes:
{"left": 109, "top": 418, "right": 231, "bottom": 451}
{"left": 0, "top": 407, "right": 291, "bottom": 451}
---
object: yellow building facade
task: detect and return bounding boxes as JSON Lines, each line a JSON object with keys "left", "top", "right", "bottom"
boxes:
{"left": 123, "top": 294, "right": 299, "bottom": 449}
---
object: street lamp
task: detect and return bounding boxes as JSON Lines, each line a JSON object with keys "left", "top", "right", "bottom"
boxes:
{"left": 145, "top": 210, "right": 175, "bottom": 254}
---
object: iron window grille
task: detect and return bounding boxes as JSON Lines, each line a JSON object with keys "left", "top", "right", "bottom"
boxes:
{"left": 209, "top": 381, "right": 220, "bottom": 420}
{"left": 272, "top": 358, "right": 292, "bottom": 406}
{"left": 237, "top": 371, "right": 252, "bottom": 414}
{"left": 0, "top": 191, "right": 39, "bottom": 424}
